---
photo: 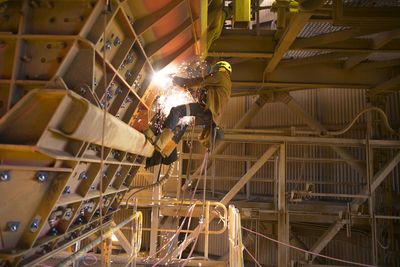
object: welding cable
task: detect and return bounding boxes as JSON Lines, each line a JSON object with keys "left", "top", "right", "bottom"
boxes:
{"left": 125, "top": 162, "right": 175, "bottom": 208}
{"left": 243, "top": 245, "right": 262, "bottom": 267}
{"left": 242, "top": 226, "right": 377, "bottom": 267}
{"left": 324, "top": 107, "right": 400, "bottom": 137}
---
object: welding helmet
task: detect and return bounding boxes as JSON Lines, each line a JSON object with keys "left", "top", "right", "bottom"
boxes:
{"left": 213, "top": 61, "right": 232, "bottom": 74}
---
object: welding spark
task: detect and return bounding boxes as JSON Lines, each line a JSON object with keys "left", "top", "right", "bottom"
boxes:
{"left": 150, "top": 58, "right": 209, "bottom": 129}
{"left": 151, "top": 65, "right": 194, "bottom": 126}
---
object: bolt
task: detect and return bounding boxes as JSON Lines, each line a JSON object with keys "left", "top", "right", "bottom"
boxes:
{"left": 78, "top": 171, "right": 88, "bottom": 180}
{"left": 106, "top": 89, "right": 113, "bottom": 100}
{"left": 64, "top": 210, "right": 72, "bottom": 220}
{"left": 75, "top": 216, "right": 84, "bottom": 225}
{"left": 30, "top": 219, "right": 40, "bottom": 232}
{"left": 48, "top": 227, "right": 58, "bottom": 236}
{"left": 0, "top": 171, "right": 10, "bottom": 181}
{"left": 20, "top": 55, "right": 32, "bottom": 63}
{"left": 116, "top": 171, "right": 122, "bottom": 178}
{"left": 125, "top": 70, "right": 132, "bottom": 78}
{"left": 79, "top": 86, "right": 87, "bottom": 95}
{"left": 36, "top": 172, "right": 48, "bottom": 183}
{"left": 116, "top": 87, "right": 123, "bottom": 95}
{"left": 7, "top": 222, "right": 19, "bottom": 232}
{"left": 63, "top": 186, "right": 71, "bottom": 194}
{"left": 113, "top": 36, "right": 121, "bottom": 46}
{"left": 104, "top": 40, "right": 111, "bottom": 50}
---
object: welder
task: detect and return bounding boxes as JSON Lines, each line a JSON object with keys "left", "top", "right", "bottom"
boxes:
{"left": 144, "top": 61, "right": 232, "bottom": 165}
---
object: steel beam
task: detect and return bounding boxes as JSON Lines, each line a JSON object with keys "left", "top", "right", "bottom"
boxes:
{"left": 220, "top": 145, "right": 279, "bottom": 205}
{"left": 185, "top": 131, "right": 400, "bottom": 147}
{"left": 170, "top": 145, "right": 279, "bottom": 260}
{"left": 277, "top": 144, "right": 289, "bottom": 267}
{"left": 231, "top": 60, "right": 399, "bottom": 90}
{"left": 56, "top": 213, "right": 140, "bottom": 267}
{"left": 275, "top": 92, "right": 367, "bottom": 178}
{"left": 210, "top": 31, "right": 400, "bottom": 59}
{"left": 112, "top": 226, "right": 133, "bottom": 255}
{"left": 306, "top": 219, "right": 346, "bottom": 262}
{"left": 351, "top": 150, "right": 400, "bottom": 207}
{"left": 265, "top": 13, "right": 312, "bottom": 73}
{"left": 133, "top": 0, "right": 185, "bottom": 35}
{"left": 344, "top": 28, "right": 400, "bottom": 69}
{"left": 145, "top": 17, "right": 195, "bottom": 57}
{"left": 368, "top": 74, "right": 400, "bottom": 96}
{"left": 153, "top": 37, "right": 195, "bottom": 70}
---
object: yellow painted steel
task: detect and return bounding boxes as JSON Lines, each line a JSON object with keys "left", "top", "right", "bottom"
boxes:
{"left": 229, "top": 205, "right": 244, "bottom": 267}
{"left": 233, "top": 0, "right": 251, "bottom": 28}
{"left": 132, "top": 211, "right": 143, "bottom": 254}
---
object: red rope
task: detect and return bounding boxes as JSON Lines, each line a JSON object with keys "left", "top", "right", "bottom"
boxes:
{"left": 242, "top": 226, "right": 376, "bottom": 267}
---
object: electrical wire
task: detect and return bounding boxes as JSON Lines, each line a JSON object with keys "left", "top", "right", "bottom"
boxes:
{"left": 242, "top": 226, "right": 377, "bottom": 267}
{"left": 324, "top": 107, "right": 400, "bottom": 137}
{"left": 243, "top": 245, "right": 262, "bottom": 267}
{"left": 124, "top": 162, "right": 175, "bottom": 208}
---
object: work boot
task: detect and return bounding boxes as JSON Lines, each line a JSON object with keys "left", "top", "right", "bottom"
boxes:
{"left": 155, "top": 129, "right": 177, "bottom": 157}
{"left": 143, "top": 127, "right": 157, "bottom": 145}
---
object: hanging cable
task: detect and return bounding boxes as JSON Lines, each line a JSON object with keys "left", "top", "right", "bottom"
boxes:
{"left": 242, "top": 226, "right": 377, "bottom": 267}
{"left": 125, "top": 162, "right": 175, "bottom": 208}
{"left": 97, "top": 1, "right": 111, "bottom": 265}
{"left": 324, "top": 107, "right": 399, "bottom": 137}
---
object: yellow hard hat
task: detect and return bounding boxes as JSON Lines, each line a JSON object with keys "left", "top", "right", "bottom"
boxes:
{"left": 214, "top": 61, "right": 232, "bottom": 74}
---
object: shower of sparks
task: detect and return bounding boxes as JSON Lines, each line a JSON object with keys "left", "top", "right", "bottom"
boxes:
{"left": 150, "top": 58, "right": 209, "bottom": 128}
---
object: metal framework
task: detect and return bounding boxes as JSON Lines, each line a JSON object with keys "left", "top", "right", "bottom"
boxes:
{"left": 0, "top": 0, "right": 399, "bottom": 266}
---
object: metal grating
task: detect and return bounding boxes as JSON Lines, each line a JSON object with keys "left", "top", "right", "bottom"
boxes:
{"left": 283, "top": 50, "right": 332, "bottom": 59}
{"left": 343, "top": 0, "right": 400, "bottom": 7}
{"left": 298, "top": 22, "right": 350, "bottom": 38}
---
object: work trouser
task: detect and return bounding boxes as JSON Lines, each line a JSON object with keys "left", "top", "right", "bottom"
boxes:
{"left": 146, "top": 103, "right": 213, "bottom": 168}
{"left": 163, "top": 102, "right": 214, "bottom": 142}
